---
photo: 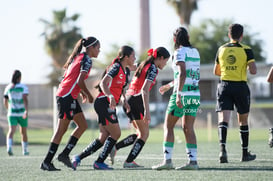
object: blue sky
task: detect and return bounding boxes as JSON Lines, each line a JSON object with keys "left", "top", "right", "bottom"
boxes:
{"left": 1, "top": 0, "right": 272, "bottom": 84}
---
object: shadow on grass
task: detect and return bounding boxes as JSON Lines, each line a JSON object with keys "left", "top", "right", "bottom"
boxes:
{"left": 76, "top": 164, "right": 154, "bottom": 171}
{"left": 199, "top": 166, "right": 273, "bottom": 171}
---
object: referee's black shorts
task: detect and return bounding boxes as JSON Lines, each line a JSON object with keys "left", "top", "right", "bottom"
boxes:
{"left": 124, "top": 94, "right": 144, "bottom": 121}
{"left": 216, "top": 80, "right": 250, "bottom": 114}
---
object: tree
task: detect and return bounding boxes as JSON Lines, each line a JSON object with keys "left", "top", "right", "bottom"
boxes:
{"left": 40, "top": 9, "right": 82, "bottom": 86}
{"left": 167, "top": 0, "right": 198, "bottom": 26}
{"left": 189, "top": 19, "right": 266, "bottom": 64}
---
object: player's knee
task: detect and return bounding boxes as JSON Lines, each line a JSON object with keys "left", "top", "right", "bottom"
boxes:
{"left": 139, "top": 129, "right": 149, "bottom": 141}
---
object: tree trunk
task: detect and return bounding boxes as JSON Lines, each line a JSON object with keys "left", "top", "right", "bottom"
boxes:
{"left": 140, "top": 0, "right": 151, "bottom": 54}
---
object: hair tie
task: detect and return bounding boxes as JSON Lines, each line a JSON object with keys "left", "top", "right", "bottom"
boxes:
{"left": 81, "top": 38, "right": 86, "bottom": 45}
{"left": 147, "top": 48, "right": 154, "bottom": 57}
{"left": 153, "top": 49, "right": 157, "bottom": 58}
{"left": 147, "top": 48, "right": 157, "bottom": 58}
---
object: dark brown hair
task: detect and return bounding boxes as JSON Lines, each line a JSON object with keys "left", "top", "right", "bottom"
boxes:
{"left": 11, "top": 70, "right": 21, "bottom": 84}
{"left": 95, "top": 45, "right": 134, "bottom": 91}
{"left": 173, "top": 27, "right": 191, "bottom": 49}
{"left": 63, "top": 37, "right": 99, "bottom": 69}
{"left": 229, "top": 23, "right": 243, "bottom": 40}
{"left": 135, "top": 47, "right": 170, "bottom": 77}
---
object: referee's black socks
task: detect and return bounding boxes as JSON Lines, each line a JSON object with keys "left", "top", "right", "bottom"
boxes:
{"left": 240, "top": 125, "right": 249, "bottom": 156}
{"left": 218, "top": 122, "right": 228, "bottom": 152}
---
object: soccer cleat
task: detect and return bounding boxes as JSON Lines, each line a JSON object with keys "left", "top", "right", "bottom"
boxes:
{"left": 23, "top": 152, "right": 29, "bottom": 156}
{"left": 268, "top": 128, "right": 273, "bottom": 148}
{"left": 152, "top": 162, "right": 174, "bottom": 170}
{"left": 93, "top": 161, "right": 113, "bottom": 170}
{"left": 40, "top": 162, "right": 61, "bottom": 171}
{"left": 175, "top": 161, "right": 199, "bottom": 170}
{"left": 241, "top": 151, "right": 256, "bottom": 162}
{"left": 71, "top": 155, "right": 81, "bottom": 169}
{"left": 219, "top": 150, "right": 228, "bottom": 163}
{"left": 7, "top": 150, "right": 13, "bottom": 156}
{"left": 57, "top": 153, "right": 75, "bottom": 170}
{"left": 108, "top": 146, "right": 116, "bottom": 165}
{"left": 123, "top": 161, "right": 144, "bottom": 168}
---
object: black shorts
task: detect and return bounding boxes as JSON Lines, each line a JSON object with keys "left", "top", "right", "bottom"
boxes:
{"left": 124, "top": 95, "right": 144, "bottom": 121}
{"left": 56, "top": 95, "right": 82, "bottom": 120}
{"left": 216, "top": 81, "right": 250, "bottom": 114}
{"left": 94, "top": 97, "right": 118, "bottom": 126}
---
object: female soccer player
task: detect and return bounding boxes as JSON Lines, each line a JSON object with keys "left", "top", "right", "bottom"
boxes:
{"left": 40, "top": 36, "right": 100, "bottom": 171}
{"left": 4, "top": 70, "right": 29, "bottom": 156}
{"left": 109, "top": 47, "right": 170, "bottom": 168}
{"left": 72, "top": 45, "right": 136, "bottom": 170}
{"left": 152, "top": 27, "right": 201, "bottom": 170}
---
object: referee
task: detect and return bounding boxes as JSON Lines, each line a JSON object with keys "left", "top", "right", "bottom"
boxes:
{"left": 213, "top": 23, "right": 257, "bottom": 163}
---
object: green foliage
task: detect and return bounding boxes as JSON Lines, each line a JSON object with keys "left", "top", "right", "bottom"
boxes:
{"left": 167, "top": 0, "right": 198, "bottom": 25}
{"left": 39, "top": 9, "right": 82, "bottom": 86}
{"left": 189, "top": 19, "right": 266, "bottom": 64}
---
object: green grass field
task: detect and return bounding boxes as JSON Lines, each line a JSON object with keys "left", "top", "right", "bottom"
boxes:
{"left": 1, "top": 128, "right": 273, "bottom": 181}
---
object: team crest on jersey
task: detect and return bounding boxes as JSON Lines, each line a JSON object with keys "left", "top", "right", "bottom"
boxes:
{"left": 69, "top": 110, "right": 73, "bottom": 117}
{"left": 119, "top": 73, "right": 123, "bottom": 79}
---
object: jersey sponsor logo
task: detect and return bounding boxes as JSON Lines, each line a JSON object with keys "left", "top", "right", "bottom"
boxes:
{"left": 226, "top": 55, "right": 236, "bottom": 65}
{"left": 119, "top": 73, "right": 123, "bottom": 79}
{"left": 184, "top": 98, "right": 200, "bottom": 106}
{"left": 187, "top": 85, "right": 198, "bottom": 91}
{"left": 110, "top": 114, "right": 116, "bottom": 121}
{"left": 184, "top": 109, "right": 197, "bottom": 113}
{"left": 226, "top": 66, "right": 237, "bottom": 70}
{"left": 225, "top": 54, "right": 237, "bottom": 71}
{"left": 116, "top": 81, "right": 124, "bottom": 84}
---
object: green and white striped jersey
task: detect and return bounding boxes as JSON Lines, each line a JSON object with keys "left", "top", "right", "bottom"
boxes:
{"left": 4, "top": 83, "right": 29, "bottom": 117}
{"left": 172, "top": 46, "right": 200, "bottom": 96}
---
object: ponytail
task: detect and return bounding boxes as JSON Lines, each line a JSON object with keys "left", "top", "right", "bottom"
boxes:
{"left": 173, "top": 27, "right": 191, "bottom": 49}
{"left": 11, "top": 70, "right": 21, "bottom": 85}
{"left": 135, "top": 47, "right": 170, "bottom": 77}
{"left": 63, "top": 36, "right": 99, "bottom": 69}
{"left": 95, "top": 45, "right": 134, "bottom": 91}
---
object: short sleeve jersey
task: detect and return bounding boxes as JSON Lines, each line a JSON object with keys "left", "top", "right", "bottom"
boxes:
{"left": 4, "top": 83, "right": 29, "bottom": 117}
{"left": 127, "top": 62, "right": 158, "bottom": 96}
{"left": 97, "top": 62, "right": 128, "bottom": 103}
{"left": 173, "top": 46, "right": 200, "bottom": 96}
{"left": 56, "top": 53, "right": 92, "bottom": 99}
{"left": 215, "top": 42, "right": 255, "bottom": 81}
